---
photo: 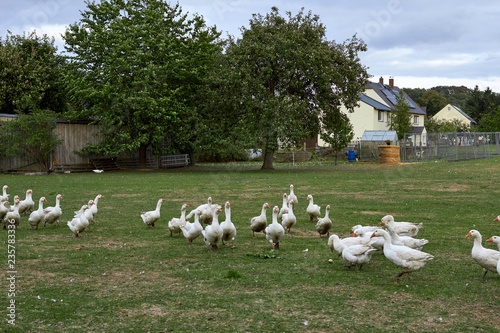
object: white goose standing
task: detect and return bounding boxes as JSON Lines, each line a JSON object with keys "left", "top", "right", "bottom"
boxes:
{"left": 90, "top": 194, "right": 104, "bottom": 224}
{"left": 67, "top": 205, "right": 90, "bottom": 237}
{"left": 265, "top": 206, "right": 285, "bottom": 250}
{"left": 306, "top": 194, "right": 321, "bottom": 221}
{"left": 141, "top": 198, "right": 165, "bottom": 227}
{"left": 486, "top": 236, "right": 500, "bottom": 275}
{"left": 202, "top": 207, "right": 223, "bottom": 249}
{"left": 180, "top": 210, "right": 203, "bottom": 244}
{"left": 278, "top": 193, "right": 288, "bottom": 221}
{"left": 18, "top": 189, "right": 35, "bottom": 214}
{"left": 28, "top": 197, "right": 47, "bottom": 230}
{"left": 250, "top": 203, "right": 269, "bottom": 237}
{"left": 466, "top": 230, "right": 500, "bottom": 279}
{"left": 281, "top": 200, "right": 296, "bottom": 235}
{"left": 3, "top": 197, "right": 20, "bottom": 229}
{"left": 220, "top": 201, "right": 237, "bottom": 246}
{"left": 287, "top": 184, "right": 298, "bottom": 208}
{"left": 371, "top": 229, "right": 434, "bottom": 278}
{"left": 168, "top": 203, "right": 189, "bottom": 237}
{"left": 315, "top": 204, "right": 332, "bottom": 237}
{"left": 0, "top": 185, "right": 9, "bottom": 203}
{"left": 43, "top": 194, "right": 63, "bottom": 227}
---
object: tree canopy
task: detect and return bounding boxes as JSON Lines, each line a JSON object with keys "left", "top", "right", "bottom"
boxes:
{"left": 199, "top": 7, "right": 369, "bottom": 169}
{"left": 0, "top": 31, "right": 67, "bottom": 114}
{"left": 63, "top": 0, "right": 221, "bottom": 167}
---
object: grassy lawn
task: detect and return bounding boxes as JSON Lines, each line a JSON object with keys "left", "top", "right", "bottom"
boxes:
{"left": 2, "top": 157, "right": 500, "bottom": 332}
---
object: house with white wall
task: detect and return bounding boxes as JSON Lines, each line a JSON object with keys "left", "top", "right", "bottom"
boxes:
{"left": 432, "top": 104, "right": 476, "bottom": 128}
{"left": 317, "top": 77, "right": 427, "bottom": 147}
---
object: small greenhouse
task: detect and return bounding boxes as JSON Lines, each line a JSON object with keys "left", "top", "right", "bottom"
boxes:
{"left": 358, "top": 130, "right": 398, "bottom": 161}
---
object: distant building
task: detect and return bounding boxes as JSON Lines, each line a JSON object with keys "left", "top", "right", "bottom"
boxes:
{"left": 432, "top": 104, "right": 477, "bottom": 128}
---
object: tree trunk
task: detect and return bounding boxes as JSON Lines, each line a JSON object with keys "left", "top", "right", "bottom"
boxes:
{"left": 139, "top": 144, "right": 148, "bottom": 169}
{"left": 261, "top": 141, "right": 275, "bottom": 170}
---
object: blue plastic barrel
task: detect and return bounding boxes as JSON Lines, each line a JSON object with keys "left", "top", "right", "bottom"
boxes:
{"left": 347, "top": 150, "right": 356, "bottom": 162}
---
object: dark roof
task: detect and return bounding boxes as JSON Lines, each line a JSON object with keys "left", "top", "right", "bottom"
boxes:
{"left": 453, "top": 105, "right": 477, "bottom": 124}
{"left": 359, "top": 94, "right": 391, "bottom": 111}
{"left": 365, "top": 82, "right": 427, "bottom": 116}
{"left": 412, "top": 126, "right": 425, "bottom": 135}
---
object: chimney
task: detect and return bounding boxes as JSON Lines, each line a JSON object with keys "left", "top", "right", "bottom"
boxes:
{"left": 389, "top": 77, "right": 394, "bottom": 88}
{"left": 379, "top": 76, "right": 384, "bottom": 85}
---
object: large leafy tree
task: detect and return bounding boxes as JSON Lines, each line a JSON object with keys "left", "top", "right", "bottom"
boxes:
{"left": 0, "top": 31, "right": 67, "bottom": 114}
{"left": 206, "top": 7, "right": 369, "bottom": 169}
{"left": 63, "top": 0, "right": 221, "bottom": 167}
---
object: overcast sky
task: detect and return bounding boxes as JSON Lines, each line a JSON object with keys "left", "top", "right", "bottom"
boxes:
{"left": 2, "top": 0, "right": 500, "bottom": 92}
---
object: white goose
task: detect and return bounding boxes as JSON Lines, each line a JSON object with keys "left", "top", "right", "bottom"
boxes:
{"left": 0, "top": 200, "right": 8, "bottom": 225}
{"left": 220, "top": 201, "right": 237, "bottom": 246}
{"left": 28, "top": 197, "right": 47, "bottom": 230}
{"left": 43, "top": 194, "right": 63, "bottom": 227}
{"left": 265, "top": 206, "right": 285, "bottom": 250}
{"left": 487, "top": 236, "right": 500, "bottom": 275}
{"left": 278, "top": 193, "right": 288, "bottom": 221}
{"left": 141, "top": 198, "right": 165, "bottom": 227}
{"left": 380, "top": 215, "right": 422, "bottom": 237}
{"left": 328, "top": 233, "right": 368, "bottom": 256}
{"left": 341, "top": 244, "right": 378, "bottom": 270}
{"left": 371, "top": 229, "right": 434, "bottom": 278}
{"left": 67, "top": 205, "right": 90, "bottom": 237}
{"left": 3, "top": 197, "right": 20, "bottom": 229}
{"left": 18, "top": 189, "right": 35, "bottom": 214}
{"left": 384, "top": 221, "right": 429, "bottom": 250}
{"left": 287, "top": 184, "right": 298, "bottom": 208}
{"left": 486, "top": 236, "right": 500, "bottom": 251}
{"left": 466, "top": 230, "right": 500, "bottom": 279}
{"left": 352, "top": 228, "right": 385, "bottom": 251}
{"left": 168, "top": 203, "right": 189, "bottom": 237}
{"left": 281, "top": 200, "right": 296, "bottom": 235}
{"left": 181, "top": 210, "right": 203, "bottom": 244}
{"left": 306, "top": 194, "right": 321, "bottom": 221}
{"left": 186, "top": 197, "right": 220, "bottom": 225}
{"left": 0, "top": 185, "right": 9, "bottom": 203}
{"left": 90, "top": 194, "right": 104, "bottom": 224}
{"left": 315, "top": 204, "right": 332, "bottom": 237}
{"left": 8, "top": 195, "right": 20, "bottom": 212}
{"left": 250, "top": 202, "right": 269, "bottom": 237}
{"left": 202, "top": 207, "right": 223, "bottom": 249}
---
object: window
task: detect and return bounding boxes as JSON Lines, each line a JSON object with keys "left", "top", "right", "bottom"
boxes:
{"left": 413, "top": 115, "right": 419, "bottom": 125}
{"left": 378, "top": 110, "right": 383, "bottom": 122}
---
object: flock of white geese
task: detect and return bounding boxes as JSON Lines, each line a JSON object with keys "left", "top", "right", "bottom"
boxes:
{"left": 2, "top": 183, "right": 500, "bottom": 279}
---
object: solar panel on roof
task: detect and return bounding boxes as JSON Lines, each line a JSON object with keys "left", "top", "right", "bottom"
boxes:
{"left": 381, "top": 88, "right": 398, "bottom": 105}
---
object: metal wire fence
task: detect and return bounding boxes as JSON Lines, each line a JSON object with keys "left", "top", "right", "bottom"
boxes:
{"left": 401, "top": 132, "right": 500, "bottom": 162}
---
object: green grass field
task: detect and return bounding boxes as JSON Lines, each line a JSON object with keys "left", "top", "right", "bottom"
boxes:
{"left": 2, "top": 157, "right": 500, "bottom": 332}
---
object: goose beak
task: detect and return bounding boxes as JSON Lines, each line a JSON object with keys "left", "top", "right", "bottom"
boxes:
{"left": 486, "top": 237, "right": 493, "bottom": 242}
{"left": 370, "top": 232, "right": 376, "bottom": 238}
{"left": 466, "top": 232, "right": 471, "bottom": 238}
{"left": 380, "top": 221, "right": 386, "bottom": 226}
{"left": 494, "top": 217, "right": 499, "bottom": 221}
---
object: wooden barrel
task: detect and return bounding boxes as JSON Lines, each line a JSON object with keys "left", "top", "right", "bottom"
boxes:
{"left": 378, "top": 145, "right": 400, "bottom": 165}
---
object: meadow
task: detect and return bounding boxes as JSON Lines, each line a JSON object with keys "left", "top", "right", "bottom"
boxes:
{"left": 2, "top": 157, "right": 500, "bottom": 332}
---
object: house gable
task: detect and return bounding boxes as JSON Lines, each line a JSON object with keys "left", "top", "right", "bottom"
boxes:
{"left": 433, "top": 103, "right": 477, "bottom": 127}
